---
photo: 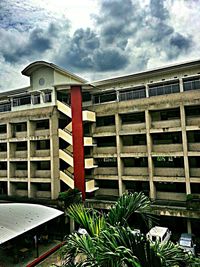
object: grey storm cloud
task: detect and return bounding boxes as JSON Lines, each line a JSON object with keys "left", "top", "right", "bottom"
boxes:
{"left": 58, "top": 28, "right": 128, "bottom": 71}
{"left": 170, "top": 33, "right": 191, "bottom": 50}
{"left": 150, "top": 0, "right": 168, "bottom": 20}
{"left": 57, "top": 0, "right": 193, "bottom": 74}
{"left": 0, "top": 0, "right": 195, "bottom": 85}
{"left": 96, "top": 0, "right": 140, "bottom": 49}
{"left": 0, "top": 22, "right": 69, "bottom": 64}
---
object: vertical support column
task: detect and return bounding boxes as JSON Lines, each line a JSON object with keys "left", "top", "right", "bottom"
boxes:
{"left": 71, "top": 86, "right": 85, "bottom": 200}
{"left": 115, "top": 114, "right": 125, "bottom": 196}
{"left": 50, "top": 110, "right": 60, "bottom": 199}
{"left": 70, "top": 218, "right": 75, "bottom": 233}
{"left": 145, "top": 110, "right": 156, "bottom": 200}
{"left": 27, "top": 120, "right": 31, "bottom": 198}
{"left": 7, "top": 122, "right": 11, "bottom": 195}
{"left": 146, "top": 84, "right": 149, "bottom": 98}
{"left": 180, "top": 104, "right": 191, "bottom": 195}
{"left": 187, "top": 219, "right": 192, "bottom": 234}
{"left": 179, "top": 78, "right": 184, "bottom": 93}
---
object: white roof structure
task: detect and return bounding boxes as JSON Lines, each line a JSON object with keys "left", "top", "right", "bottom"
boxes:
{"left": 0, "top": 203, "right": 64, "bottom": 244}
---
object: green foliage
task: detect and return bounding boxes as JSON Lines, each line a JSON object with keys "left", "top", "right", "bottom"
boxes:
{"left": 61, "top": 192, "right": 193, "bottom": 267}
{"left": 186, "top": 194, "right": 200, "bottom": 201}
{"left": 107, "top": 192, "right": 153, "bottom": 226}
{"left": 151, "top": 240, "right": 187, "bottom": 267}
{"left": 58, "top": 188, "right": 81, "bottom": 201}
{"left": 67, "top": 204, "right": 106, "bottom": 237}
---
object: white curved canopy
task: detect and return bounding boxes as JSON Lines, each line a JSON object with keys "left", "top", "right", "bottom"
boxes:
{"left": 0, "top": 203, "right": 63, "bottom": 244}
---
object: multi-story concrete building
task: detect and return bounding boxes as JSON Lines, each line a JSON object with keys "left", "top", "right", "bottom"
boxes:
{"left": 0, "top": 60, "right": 200, "bottom": 234}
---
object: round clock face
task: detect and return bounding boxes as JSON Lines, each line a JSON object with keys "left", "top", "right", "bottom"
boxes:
{"left": 39, "top": 78, "right": 45, "bottom": 86}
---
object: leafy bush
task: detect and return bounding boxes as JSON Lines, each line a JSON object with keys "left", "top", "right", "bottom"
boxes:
{"left": 58, "top": 188, "right": 81, "bottom": 202}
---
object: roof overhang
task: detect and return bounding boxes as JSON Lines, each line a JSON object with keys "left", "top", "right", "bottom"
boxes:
{"left": 91, "top": 59, "right": 200, "bottom": 87}
{"left": 0, "top": 203, "right": 63, "bottom": 244}
{"left": 22, "top": 61, "right": 87, "bottom": 83}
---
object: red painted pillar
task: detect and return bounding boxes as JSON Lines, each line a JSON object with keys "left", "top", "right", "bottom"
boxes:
{"left": 71, "top": 86, "right": 85, "bottom": 200}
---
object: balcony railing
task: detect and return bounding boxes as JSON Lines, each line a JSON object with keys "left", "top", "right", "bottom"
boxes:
{"left": 154, "top": 167, "right": 185, "bottom": 177}
{"left": 121, "top": 145, "right": 147, "bottom": 153}
{"left": 123, "top": 167, "right": 148, "bottom": 176}
{"left": 152, "top": 144, "right": 183, "bottom": 153}
{"left": 94, "top": 167, "right": 118, "bottom": 176}
{"left": 151, "top": 119, "right": 181, "bottom": 129}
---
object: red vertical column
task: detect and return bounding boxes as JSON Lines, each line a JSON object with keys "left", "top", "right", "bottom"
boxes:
{"left": 71, "top": 86, "right": 85, "bottom": 200}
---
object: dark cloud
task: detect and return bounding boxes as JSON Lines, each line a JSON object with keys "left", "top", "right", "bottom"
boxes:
{"left": 58, "top": 28, "right": 99, "bottom": 69}
{"left": 150, "top": 0, "right": 168, "bottom": 20}
{"left": 1, "top": 22, "right": 70, "bottom": 64}
{"left": 29, "top": 28, "right": 52, "bottom": 53}
{"left": 96, "top": 0, "right": 139, "bottom": 49}
{"left": 170, "top": 33, "right": 191, "bottom": 50}
{"left": 94, "top": 48, "right": 128, "bottom": 71}
{"left": 58, "top": 28, "right": 128, "bottom": 71}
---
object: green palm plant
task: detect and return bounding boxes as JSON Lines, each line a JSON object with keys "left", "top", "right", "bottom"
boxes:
{"left": 61, "top": 192, "right": 193, "bottom": 267}
{"left": 67, "top": 203, "right": 106, "bottom": 237}
{"left": 107, "top": 191, "right": 153, "bottom": 226}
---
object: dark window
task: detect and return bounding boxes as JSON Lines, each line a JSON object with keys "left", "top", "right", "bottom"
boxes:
{"left": 187, "top": 131, "right": 200, "bottom": 143}
{"left": 82, "top": 92, "right": 91, "bottom": 102}
{"left": 16, "top": 162, "right": 27, "bottom": 170}
{"left": 93, "top": 91, "right": 117, "bottom": 104}
{"left": 96, "top": 136, "right": 116, "bottom": 147}
{"left": 0, "top": 125, "right": 6, "bottom": 134}
{"left": 185, "top": 106, "right": 200, "bottom": 117}
{"left": 16, "top": 183, "right": 28, "bottom": 190}
{"left": 37, "top": 183, "right": 51, "bottom": 191}
{"left": 122, "top": 135, "right": 146, "bottom": 146}
{"left": 0, "top": 103, "right": 11, "bottom": 112}
{"left": 14, "top": 122, "right": 27, "bottom": 132}
{"left": 57, "top": 92, "right": 71, "bottom": 104}
{"left": 13, "top": 95, "right": 31, "bottom": 106}
{"left": 189, "top": 157, "right": 200, "bottom": 168}
{"left": 16, "top": 142, "right": 27, "bottom": 151}
{"left": 0, "top": 162, "right": 7, "bottom": 169}
{"left": 37, "top": 161, "right": 50, "bottom": 170}
{"left": 36, "top": 140, "right": 50, "bottom": 150}
{"left": 149, "top": 82, "right": 180, "bottom": 97}
{"left": 119, "top": 87, "right": 146, "bottom": 101}
{"left": 123, "top": 157, "right": 148, "bottom": 167}
{"left": 97, "top": 180, "right": 118, "bottom": 189}
{"left": 183, "top": 77, "right": 200, "bottom": 91}
{"left": 151, "top": 108, "right": 180, "bottom": 121}
{"left": 156, "top": 182, "right": 186, "bottom": 193}
{"left": 32, "top": 94, "right": 40, "bottom": 104}
{"left": 96, "top": 115, "right": 115, "bottom": 127}
{"left": 97, "top": 158, "right": 117, "bottom": 167}
{"left": 44, "top": 92, "right": 52, "bottom": 103}
{"left": 121, "top": 112, "right": 145, "bottom": 124}
{"left": 35, "top": 119, "right": 49, "bottom": 130}
{"left": 0, "top": 143, "right": 6, "bottom": 152}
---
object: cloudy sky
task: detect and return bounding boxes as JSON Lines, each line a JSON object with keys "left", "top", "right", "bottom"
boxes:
{"left": 0, "top": 0, "right": 200, "bottom": 91}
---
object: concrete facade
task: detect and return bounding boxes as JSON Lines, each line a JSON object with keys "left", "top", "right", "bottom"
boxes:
{"left": 1, "top": 60, "right": 200, "bottom": 233}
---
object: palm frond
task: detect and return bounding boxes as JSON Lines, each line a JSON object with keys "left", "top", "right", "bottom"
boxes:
{"left": 107, "top": 192, "right": 153, "bottom": 226}
{"left": 67, "top": 203, "right": 106, "bottom": 236}
{"left": 152, "top": 240, "right": 189, "bottom": 267}
{"left": 62, "top": 232, "right": 99, "bottom": 267}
